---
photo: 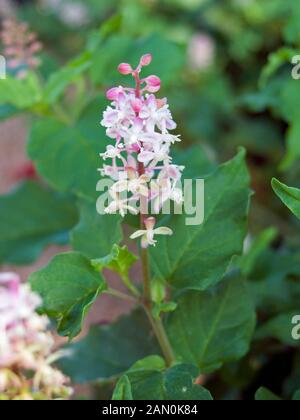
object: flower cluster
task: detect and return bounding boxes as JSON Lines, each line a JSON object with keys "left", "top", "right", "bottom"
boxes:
{"left": 0, "top": 19, "right": 42, "bottom": 79}
{"left": 100, "top": 54, "right": 184, "bottom": 248}
{"left": 0, "top": 273, "right": 72, "bottom": 400}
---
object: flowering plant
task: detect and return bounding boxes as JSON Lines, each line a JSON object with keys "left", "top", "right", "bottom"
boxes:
{"left": 0, "top": 273, "right": 71, "bottom": 400}
{"left": 2, "top": 3, "right": 300, "bottom": 401}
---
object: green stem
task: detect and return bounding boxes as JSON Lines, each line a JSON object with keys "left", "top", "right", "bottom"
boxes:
{"left": 121, "top": 274, "right": 141, "bottom": 298}
{"left": 104, "top": 288, "right": 137, "bottom": 303}
{"left": 141, "top": 246, "right": 176, "bottom": 367}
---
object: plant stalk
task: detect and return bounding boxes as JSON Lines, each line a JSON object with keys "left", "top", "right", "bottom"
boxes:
{"left": 141, "top": 244, "right": 176, "bottom": 367}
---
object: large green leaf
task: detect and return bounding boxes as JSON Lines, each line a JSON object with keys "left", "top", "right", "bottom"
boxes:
{"left": 0, "top": 181, "right": 77, "bottom": 265}
{"left": 71, "top": 200, "right": 122, "bottom": 259}
{"left": 28, "top": 98, "right": 106, "bottom": 201}
{"left": 166, "top": 276, "right": 256, "bottom": 372}
{"left": 272, "top": 178, "right": 300, "bottom": 220}
{"left": 174, "top": 144, "right": 217, "bottom": 179}
{"left": 58, "top": 309, "right": 160, "bottom": 383}
{"left": 150, "top": 149, "right": 251, "bottom": 290}
{"left": 30, "top": 252, "right": 107, "bottom": 339}
{"left": 113, "top": 356, "right": 213, "bottom": 401}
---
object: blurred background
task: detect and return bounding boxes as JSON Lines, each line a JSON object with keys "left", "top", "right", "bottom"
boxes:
{"left": 1, "top": 0, "right": 300, "bottom": 400}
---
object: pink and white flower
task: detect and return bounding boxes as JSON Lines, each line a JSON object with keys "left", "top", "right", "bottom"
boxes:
{"left": 105, "top": 190, "right": 138, "bottom": 217}
{"left": 99, "top": 54, "right": 183, "bottom": 247}
{"left": 0, "top": 272, "right": 72, "bottom": 399}
{"left": 130, "top": 217, "right": 173, "bottom": 248}
{"left": 139, "top": 94, "right": 177, "bottom": 132}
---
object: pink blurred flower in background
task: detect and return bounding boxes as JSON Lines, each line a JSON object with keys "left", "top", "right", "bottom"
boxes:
{"left": 0, "top": 272, "right": 72, "bottom": 400}
{"left": 0, "top": 19, "right": 42, "bottom": 79}
{"left": 188, "top": 33, "right": 215, "bottom": 71}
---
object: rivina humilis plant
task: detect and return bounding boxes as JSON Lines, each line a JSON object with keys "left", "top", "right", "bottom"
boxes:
{"left": 25, "top": 52, "right": 254, "bottom": 401}
{"left": 0, "top": 273, "right": 72, "bottom": 400}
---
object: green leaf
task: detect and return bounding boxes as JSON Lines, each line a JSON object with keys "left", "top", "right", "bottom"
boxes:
{"left": 58, "top": 309, "right": 160, "bottom": 382}
{"left": 113, "top": 357, "right": 213, "bottom": 401}
{"left": 255, "top": 311, "right": 299, "bottom": 346}
{"left": 0, "top": 181, "right": 78, "bottom": 265}
{"left": 30, "top": 252, "right": 107, "bottom": 339}
{"left": 166, "top": 276, "right": 256, "bottom": 372}
{"left": 0, "top": 104, "right": 20, "bottom": 121}
{"left": 92, "top": 244, "right": 139, "bottom": 295}
{"left": 28, "top": 98, "right": 106, "bottom": 200}
{"left": 293, "top": 390, "right": 300, "bottom": 401}
{"left": 44, "top": 53, "right": 91, "bottom": 104}
{"left": 71, "top": 200, "right": 122, "bottom": 259}
{"left": 247, "top": 249, "right": 300, "bottom": 314}
{"left": 259, "top": 48, "right": 297, "bottom": 87}
{"left": 150, "top": 149, "right": 251, "bottom": 290}
{"left": 152, "top": 302, "right": 177, "bottom": 320}
{"left": 272, "top": 178, "right": 300, "bottom": 220}
{"left": 239, "top": 227, "right": 277, "bottom": 276}
{"left": 255, "top": 387, "right": 281, "bottom": 401}
{"left": 281, "top": 119, "right": 300, "bottom": 170}
{"left": 0, "top": 74, "right": 42, "bottom": 109}
{"left": 91, "top": 244, "right": 137, "bottom": 276}
{"left": 130, "top": 355, "right": 166, "bottom": 371}
{"left": 112, "top": 376, "right": 133, "bottom": 400}
{"left": 173, "top": 144, "right": 217, "bottom": 179}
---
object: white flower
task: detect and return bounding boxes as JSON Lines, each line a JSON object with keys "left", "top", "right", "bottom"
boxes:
{"left": 139, "top": 94, "right": 177, "bottom": 132}
{"left": 158, "top": 164, "right": 185, "bottom": 181}
{"left": 130, "top": 217, "right": 173, "bottom": 248}
{"left": 112, "top": 171, "right": 150, "bottom": 197}
{"left": 105, "top": 190, "right": 138, "bottom": 217}
{"left": 151, "top": 177, "right": 183, "bottom": 213}
{"left": 101, "top": 93, "right": 135, "bottom": 130}
{"left": 122, "top": 117, "right": 144, "bottom": 146}
{"left": 100, "top": 144, "right": 124, "bottom": 160}
{"left": 138, "top": 142, "right": 171, "bottom": 166}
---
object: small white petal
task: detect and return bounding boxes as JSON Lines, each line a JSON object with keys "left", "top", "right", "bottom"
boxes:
{"left": 130, "top": 230, "right": 146, "bottom": 239}
{"left": 154, "top": 227, "right": 173, "bottom": 236}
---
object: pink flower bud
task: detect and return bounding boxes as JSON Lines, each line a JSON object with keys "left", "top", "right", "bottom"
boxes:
{"left": 106, "top": 87, "right": 122, "bottom": 100}
{"left": 118, "top": 63, "right": 133, "bottom": 75}
{"left": 140, "top": 53, "right": 152, "bottom": 67}
{"left": 146, "top": 75, "right": 161, "bottom": 92}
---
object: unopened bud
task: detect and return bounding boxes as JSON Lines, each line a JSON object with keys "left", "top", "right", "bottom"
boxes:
{"left": 118, "top": 63, "right": 133, "bottom": 75}
{"left": 140, "top": 53, "right": 152, "bottom": 67}
{"left": 106, "top": 87, "right": 123, "bottom": 101}
{"left": 146, "top": 75, "right": 161, "bottom": 92}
